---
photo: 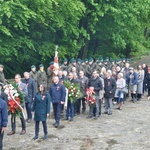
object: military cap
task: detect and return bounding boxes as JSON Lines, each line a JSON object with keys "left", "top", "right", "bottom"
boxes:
{"left": 49, "top": 61, "right": 54, "bottom": 65}
{"left": 105, "top": 57, "right": 109, "bottom": 62}
{"left": 63, "top": 59, "right": 68, "bottom": 62}
{"left": 99, "top": 58, "right": 103, "bottom": 62}
{"left": 0, "top": 64, "right": 4, "bottom": 68}
{"left": 81, "top": 60, "right": 84, "bottom": 63}
{"left": 88, "top": 58, "right": 93, "bottom": 62}
{"left": 31, "top": 65, "right": 36, "bottom": 69}
{"left": 84, "top": 58, "right": 88, "bottom": 62}
{"left": 126, "top": 58, "right": 130, "bottom": 62}
{"left": 39, "top": 64, "right": 44, "bottom": 68}
{"left": 77, "top": 58, "right": 81, "bottom": 62}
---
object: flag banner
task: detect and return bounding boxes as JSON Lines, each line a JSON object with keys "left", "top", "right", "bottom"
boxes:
{"left": 53, "top": 45, "right": 59, "bottom": 75}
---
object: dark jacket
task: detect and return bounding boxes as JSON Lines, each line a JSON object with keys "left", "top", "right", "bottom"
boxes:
{"left": 129, "top": 72, "right": 138, "bottom": 85}
{"left": 79, "top": 76, "right": 88, "bottom": 96}
{"left": 88, "top": 76, "right": 102, "bottom": 95}
{"left": 49, "top": 83, "right": 66, "bottom": 103}
{"left": 146, "top": 72, "right": 150, "bottom": 87}
{"left": 32, "top": 92, "right": 51, "bottom": 121}
{"left": 23, "top": 78, "right": 36, "bottom": 103}
{"left": 0, "top": 98, "right": 8, "bottom": 128}
{"left": 0, "top": 90, "right": 8, "bottom": 102}
{"left": 104, "top": 77, "right": 116, "bottom": 98}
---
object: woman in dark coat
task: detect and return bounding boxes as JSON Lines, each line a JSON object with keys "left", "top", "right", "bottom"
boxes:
{"left": 32, "top": 85, "right": 51, "bottom": 140}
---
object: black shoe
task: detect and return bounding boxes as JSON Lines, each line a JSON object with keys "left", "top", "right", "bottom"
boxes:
{"left": 55, "top": 123, "right": 59, "bottom": 128}
{"left": 87, "top": 116, "right": 92, "bottom": 119}
{"left": 70, "top": 118, "right": 73, "bottom": 121}
{"left": 104, "top": 112, "right": 108, "bottom": 114}
{"left": 94, "top": 117, "right": 98, "bottom": 120}
{"left": 63, "top": 117, "right": 68, "bottom": 120}
{"left": 27, "top": 119, "right": 31, "bottom": 123}
{"left": 53, "top": 122, "right": 56, "bottom": 126}
{"left": 108, "top": 112, "right": 112, "bottom": 115}
{"left": 33, "top": 136, "right": 38, "bottom": 140}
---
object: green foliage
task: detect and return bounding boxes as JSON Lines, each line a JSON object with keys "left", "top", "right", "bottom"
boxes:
{"left": 0, "top": 0, "right": 150, "bottom": 78}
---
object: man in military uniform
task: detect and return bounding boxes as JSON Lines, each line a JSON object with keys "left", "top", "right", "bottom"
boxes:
{"left": 78, "top": 71, "right": 88, "bottom": 114}
{"left": 29, "top": 65, "right": 38, "bottom": 91}
{"left": 0, "top": 64, "right": 5, "bottom": 84}
{"left": 86, "top": 58, "right": 96, "bottom": 78}
{"left": 68, "top": 59, "right": 77, "bottom": 73}
{"left": 47, "top": 61, "right": 54, "bottom": 89}
{"left": 61, "top": 59, "right": 68, "bottom": 71}
{"left": 95, "top": 60, "right": 102, "bottom": 75}
{"left": 37, "top": 64, "right": 47, "bottom": 88}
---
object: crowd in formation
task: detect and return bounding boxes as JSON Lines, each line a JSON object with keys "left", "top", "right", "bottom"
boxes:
{"left": 0, "top": 57, "right": 150, "bottom": 144}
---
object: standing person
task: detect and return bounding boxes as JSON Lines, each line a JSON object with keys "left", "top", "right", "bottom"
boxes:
{"left": 23, "top": 72, "right": 36, "bottom": 123}
{"left": 0, "top": 82, "right": 8, "bottom": 102}
{"left": 104, "top": 72, "right": 116, "bottom": 115}
{"left": 0, "top": 97, "right": 8, "bottom": 150}
{"left": 142, "top": 64, "right": 148, "bottom": 95}
{"left": 88, "top": 71, "right": 102, "bottom": 119}
{"left": 47, "top": 61, "right": 54, "bottom": 90}
{"left": 0, "top": 64, "right": 5, "bottom": 84}
{"left": 78, "top": 71, "right": 88, "bottom": 114}
{"left": 29, "top": 65, "right": 38, "bottom": 92}
{"left": 49, "top": 76, "right": 66, "bottom": 127}
{"left": 129, "top": 68, "right": 138, "bottom": 102}
{"left": 32, "top": 85, "right": 50, "bottom": 140}
{"left": 7, "top": 74, "right": 28, "bottom": 135}
{"left": 137, "top": 65, "right": 144, "bottom": 101}
{"left": 67, "top": 72, "right": 80, "bottom": 119}
{"left": 146, "top": 65, "right": 150, "bottom": 100}
{"left": 114, "top": 73, "right": 126, "bottom": 110}
{"left": 37, "top": 64, "right": 47, "bottom": 88}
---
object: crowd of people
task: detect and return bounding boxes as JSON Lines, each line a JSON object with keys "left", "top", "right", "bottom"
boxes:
{"left": 0, "top": 57, "right": 150, "bottom": 145}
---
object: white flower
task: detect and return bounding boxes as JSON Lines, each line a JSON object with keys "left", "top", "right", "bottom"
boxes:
{"left": 14, "top": 93, "right": 19, "bottom": 97}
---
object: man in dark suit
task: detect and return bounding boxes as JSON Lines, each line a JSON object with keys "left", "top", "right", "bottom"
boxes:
{"left": 7, "top": 74, "right": 28, "bottom": 135}
{"left": 23, "top": 72, "right": 36, "bottom": 123}
{"left": 49, "top": 76, "right": 66, "bottom": 127}
{"left": 0, "top": 82, "right": 8, "bottom": 102}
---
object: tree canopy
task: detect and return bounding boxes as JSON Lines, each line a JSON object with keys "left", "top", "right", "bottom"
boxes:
{"left": 0, "top": 0, "right": 150, "bottom": 78}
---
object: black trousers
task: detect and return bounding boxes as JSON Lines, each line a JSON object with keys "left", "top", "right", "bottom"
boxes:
{"left": 11, "top": 113, "right": 26, "bottom": 132}
{"left": 35, "top": 121, "right": 47, "bottom": 137}
{"left": 76, "top": 98, "right": 86, "bottom": 114}
{"left": 0, "top": 129, "right": 4, "bottom": 150}
{"left": 25, "top": 102, "right": 32, "bottom": 120}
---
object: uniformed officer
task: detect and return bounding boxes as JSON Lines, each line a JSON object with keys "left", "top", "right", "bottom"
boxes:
{"left": 37, "top": 64, "right": 47, "bottom": 88}
{"left": 0, "top": 64, "right": 6, "bottom": 84}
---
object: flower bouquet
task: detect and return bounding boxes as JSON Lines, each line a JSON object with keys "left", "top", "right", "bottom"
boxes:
{"left": 64, "top": 81, "right": 83, "bottom": 103}
{"left": 4, "top": 84, "right": 25, "bottom": 117}
{"left": 85, "top": 88, "right": 96, "bottom": 105}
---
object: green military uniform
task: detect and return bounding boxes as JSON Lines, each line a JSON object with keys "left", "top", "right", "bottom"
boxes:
{"left": 37, "top": 64, "right": 47, "bottom": 88}
{"left": 47, "top": 62, "right": 54, "bottom": 89}
{"left": 86, "top": 59, "right": 96, "bottom": 78}
{"left": 68, "top": 59, "right": 77, "bottom": 73}
{"left": 61, "top": 59, "right": 68, "bottom": 71}
{"left": 29, "top": 65, "right": 38, "bottom": 91}
{"left": 0, "top": 64, "right": 5, "bottom": 84}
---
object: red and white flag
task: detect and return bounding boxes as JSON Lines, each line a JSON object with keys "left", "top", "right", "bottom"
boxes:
{"left": 53, "top": 46, "right": 59, "bottom": 75}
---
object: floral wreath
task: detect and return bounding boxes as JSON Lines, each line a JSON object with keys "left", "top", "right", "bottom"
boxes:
{"left": 4, "top": 84, "right": 25, "bottom": 117}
